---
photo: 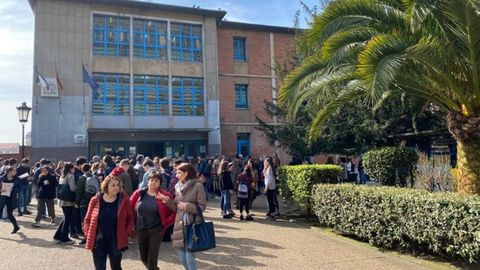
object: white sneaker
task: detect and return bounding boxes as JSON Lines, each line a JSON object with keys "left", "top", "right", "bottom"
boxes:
{"left": 31, "top": 222, "right": 41, "bottom": 228}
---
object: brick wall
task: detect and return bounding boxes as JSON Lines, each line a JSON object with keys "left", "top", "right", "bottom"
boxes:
{"left": 217, "top": 26, "right": 296, "bottom": 159}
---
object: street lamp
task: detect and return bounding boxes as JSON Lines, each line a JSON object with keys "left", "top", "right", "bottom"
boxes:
{"left": 16, "top": 102, "right": 31, "bottom": 159}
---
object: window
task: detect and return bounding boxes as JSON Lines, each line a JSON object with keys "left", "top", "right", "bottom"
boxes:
{"left": 92, "top": 73, "right": 130, "bottom": 115}
{"left": 172, "top": 77, "right": 204, "bottom": 116}
{"left": 93, "top": 15, "right": 130, "bottom": 57}
{"left": 133, "top": 19, "right": 168, "bottom": 60}
{"left": 233, "top": 37, "right": 246, "bottom": 61}
{"left": 133, "top": 75, "right": 168, "bottom": 115}
{"left": 236, "top": 133, "right": 250, "bottom": 157}
{"left": 170, "top": 23, "right": 202, "bottom": 62}
{"left": 235, "top": 84, "right": 249, "bottom": 108}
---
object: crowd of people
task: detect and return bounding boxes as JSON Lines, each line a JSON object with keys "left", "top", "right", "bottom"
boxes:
{"left": 0, "top": 152, "right": 282, "bottom": 270}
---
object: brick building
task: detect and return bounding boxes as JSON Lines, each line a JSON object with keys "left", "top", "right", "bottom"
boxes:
{"left": 27, "top": 0, "right": 295, "bottom": 162}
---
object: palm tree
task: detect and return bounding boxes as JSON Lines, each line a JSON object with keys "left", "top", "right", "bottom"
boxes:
{"left": 279, "top": 0, "right": 480, "bottom": 194}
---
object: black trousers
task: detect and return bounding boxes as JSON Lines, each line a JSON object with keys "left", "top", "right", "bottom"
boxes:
{"left": 0, "top": 196, "right": 18, "bottom": 229}
{"left": 136, "top": 225, "right": 163, "bottom": 270}
{"left": 239, "top": 197, "right": 250, "bottom": 214}
{"left": 266, "top": 189, "right": 276, "bottom": 216}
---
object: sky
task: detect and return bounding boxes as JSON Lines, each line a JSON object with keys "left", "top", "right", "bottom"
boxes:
{"left": 0, "top": 0, "right": 319, "bottom": 144}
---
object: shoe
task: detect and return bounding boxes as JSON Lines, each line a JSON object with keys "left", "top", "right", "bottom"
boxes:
{"left": 246, "top": 215, "right": 254, "bottom": 221}
{"left": 17, "top": 212, "right": 23, "bottom": 217}
{"left": 11, "top": 226, "right": 20, "bottom": 234}
{"left": 50, "top": 218, "right": 56, "bottom": 224}
{"left": 31, "top": 222, "right": 41, "bottom": 228}
{"left": 266, "top": 216, "right": 276, "bottom": 221}
{"left": 79, "top": 239, "right": 86, "bottom": 245}
{"left": 23, "top": 210, "right": 32, "bottom": 215}
{"left": 240, "top": 215, "right": 244, "bottom": 221}
{"left": 228, "top": 210, "right": 236, "bottom": 217}
{"left": 57, "top": 239, "right": 74, "bottom": 245}
{"left": 70, "top": 233, "right": 80, "bottom": 239}
{"left": 223, "top": 214, "right": 232, "bottom": 219}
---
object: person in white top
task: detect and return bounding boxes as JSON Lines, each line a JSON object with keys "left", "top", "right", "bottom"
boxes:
{"left": 262, "top": 157, "right": 277, "bottom": 220}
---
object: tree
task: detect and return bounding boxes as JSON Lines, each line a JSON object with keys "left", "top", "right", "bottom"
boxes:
{"left": 279, "top": 0, "right": 480, "bottom": 195}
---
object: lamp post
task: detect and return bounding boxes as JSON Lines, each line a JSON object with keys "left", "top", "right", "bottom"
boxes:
{"left": 16, "top": 102, "right": 31, "bottom": 159}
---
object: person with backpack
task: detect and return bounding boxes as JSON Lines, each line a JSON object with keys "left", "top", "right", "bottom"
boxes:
{"left": 130, "top": 172, "right": 175, "bottom": 270}
{"left": 54, "top": 162, "right": 77, "bottom": 244}
{"left": 159, "top": 158, "right": 172, "bottom": 191}
{"left": 31, "top": 165, "right": 58, "bottom": 227}
{"left": 236, "top": 166, "right": 254, "bottom": 221}
{"left": 75, "top": 163, "right": 100, "bottom": 244}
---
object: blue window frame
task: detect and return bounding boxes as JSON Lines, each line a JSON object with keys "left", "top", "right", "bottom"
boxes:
{"left": 236, "top": 133, "right": 250, "bottom": 157}
{"left": 133, "top": 19, "right": 168, "bottom": 60}
{"left": 235, "top": 84, "right": 249, "bottom": 108}
{"left": 93, "top": 15, "right": 130, "bottom": 57}
{"left": 233, "top": 37, "right": 246, "bottom": 61}
{"left": 170, "top": 23, "right": 202, "bottom": 62}
{"left": 92, "top": 73, "right": 130, "bottom": 115}
{"left": 172, "top": 77, "right": 204, "bottom": 116}
{"left": 133, "top": 75, "right": 169, "bottom": 115}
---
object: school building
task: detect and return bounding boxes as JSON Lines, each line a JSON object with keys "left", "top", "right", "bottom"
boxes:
{"left": 27, "top": 0, "right": 296, "bottom": 161}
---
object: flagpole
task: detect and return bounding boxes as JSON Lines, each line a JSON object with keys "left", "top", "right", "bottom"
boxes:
{"left": 82, "top": 60, "right": 86, "bottom": 114}
{"left": 54, "top": 58, "right": 62, "bottom": 114}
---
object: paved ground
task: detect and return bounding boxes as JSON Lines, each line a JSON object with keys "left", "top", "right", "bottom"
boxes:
{"left": 0, "top": 195, "right": 454, "bottom": 270}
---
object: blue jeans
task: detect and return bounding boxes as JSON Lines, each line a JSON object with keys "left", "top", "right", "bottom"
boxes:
{"left": 178, "top": 249, "right": 197, "bottom": 270}
{"left": 17, "top": 184, "right": 29, "bottom": 213}
{"left": 220, "top": 190, "right": 231, "bottom": 213}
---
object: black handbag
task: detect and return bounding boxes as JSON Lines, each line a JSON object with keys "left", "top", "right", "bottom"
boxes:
{"left": 56, "top": 182, "right": 75, "bottom": 202}
{"left": 184, "top": 204, "right": 216, "bottom": 252}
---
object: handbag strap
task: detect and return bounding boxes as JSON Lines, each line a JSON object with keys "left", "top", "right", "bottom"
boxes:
{"left": 183, "top": 203, "right": 204, "bottom": 224}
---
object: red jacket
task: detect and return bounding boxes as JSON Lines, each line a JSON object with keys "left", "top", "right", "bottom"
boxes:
{"left": 130, "top": 188, "right": 176, "bottom": 235}
{"left": 84, "top": 192, "right": 134, "bottom": 251}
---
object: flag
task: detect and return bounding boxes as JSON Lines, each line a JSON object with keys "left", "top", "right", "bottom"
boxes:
{"left": 55, "top": 64, "right": 63, "bottom": 92}
{"left": 82, "top": 64, "right": 100, "bottom": 98}
{"left": 36, "top": 67, "right": 49, "bottom": 90}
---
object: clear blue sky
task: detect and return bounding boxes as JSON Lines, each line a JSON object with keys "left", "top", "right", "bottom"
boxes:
{"left": 0, "top": 0, "right": 320, "bottom": 144}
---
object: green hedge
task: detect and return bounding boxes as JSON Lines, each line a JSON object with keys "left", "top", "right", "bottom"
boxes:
{"left": 277, "top": 164, "right": 342, "bottom": 215}
{"left": 363, "top": 146, "right": 418, "bottom": 186}
{"left": 312, "top": 184, "right": 480, "bottom": 262}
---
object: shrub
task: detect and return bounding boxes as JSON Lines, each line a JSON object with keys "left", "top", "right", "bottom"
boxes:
{"left": 312, "top": 184, "right": 480, "bottom": 262}
{"left": 277, "top": 164, "right": 342, "bottom": 215}
{"left": 363, "top": 146, "right": 418, "bottom": 186}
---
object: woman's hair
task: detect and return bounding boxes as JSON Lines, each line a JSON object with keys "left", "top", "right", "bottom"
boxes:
{"left": 218, "top": 160, "right": 228, "bottom": 175}
{"left": 62, "top": 162, "right": 74, "bottom": 177}
{"left": 101, "top": 175, "right": 122, "bottom": 194}
{"left": 264, "top": 157, "right": 277, "bottom": 179}
{"left": 148, "top": 171, "right": 162, "bottom": 186}
{"left": 177, "top": 163, "right": 197, "bottom": 180}
{"left": 91, "top": 162, "right": 101, "bottom": 173}
{"left": 243, "top": 166, "right": 252, "bottom": 177}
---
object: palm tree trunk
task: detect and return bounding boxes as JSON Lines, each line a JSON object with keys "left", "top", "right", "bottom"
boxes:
{"left": 447, "top": 112, "right": 480, "bottom": 194}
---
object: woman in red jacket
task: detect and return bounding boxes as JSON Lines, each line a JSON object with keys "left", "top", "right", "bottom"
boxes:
{"left": 84, "top": 175, "right": 134, "bottom": 270}
{"left": 130, "top": 171, "right": 176, "bottom": 270}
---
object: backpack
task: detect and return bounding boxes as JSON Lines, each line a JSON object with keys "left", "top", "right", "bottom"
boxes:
{"left": 85, "top": 175, "right": 99, "bottom": 195}
{"left": 238, "top": 179, "right": 249, "bottom": 199}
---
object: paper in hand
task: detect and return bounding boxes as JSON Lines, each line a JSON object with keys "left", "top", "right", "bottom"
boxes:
{"left": 18, "top": 173, "right": 29, "bottom": 179}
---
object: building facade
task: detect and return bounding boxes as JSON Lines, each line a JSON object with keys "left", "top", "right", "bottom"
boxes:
{"left": 28, "top": 0, "right": 295, "bottom": 162}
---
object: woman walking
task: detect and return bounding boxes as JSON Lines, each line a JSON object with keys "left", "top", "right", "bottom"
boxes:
{"left": 32, "top": 165, "right": 58, "bottom": 227}
{"left": 0, "top": 166, "right": 20, "bottom": 233}
{"left": 54, "top": 162, "right": 76, "bottom": 243}
{"left": 130, "top": 172, "right": 176, "bottom": 270}
{"left": 157, "top": 163, "right": 206, "bottom": 270}
{"left": 84, "top": 175, "right": 134, "bottom": 270}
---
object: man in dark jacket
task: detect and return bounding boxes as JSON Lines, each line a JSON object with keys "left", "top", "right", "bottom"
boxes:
{"left": 16, "top": 158, "right": 31, "bottom": 215}
{"left": 75, "top": 163, "right": 95, "bottom": 244}
{"left": 31, "top": 166, "right": 58, "bottom": 227}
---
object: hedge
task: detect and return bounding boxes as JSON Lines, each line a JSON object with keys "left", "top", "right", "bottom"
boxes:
{"left": 363, "top": 146, "right": 418, "bottom": 186}
{"left": 277, "top": 164, "right": 342, "bottom": 215}
{"left": 312, "top": 184, "right": 480, "bottom": 262}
